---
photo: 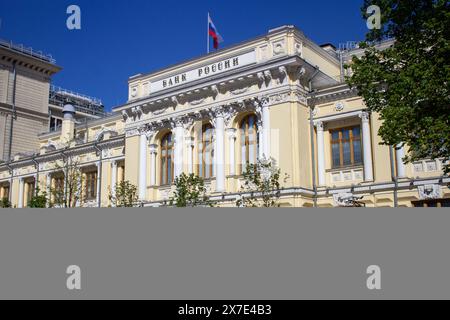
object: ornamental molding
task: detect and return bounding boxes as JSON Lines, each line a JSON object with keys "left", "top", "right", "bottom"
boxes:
{"left": 152, "top": 107, "right": 168, "bottom": 116}
{"left": 125, "top": 128, "right": 140, "bottom": 138}
{"left": 95, "top": 126, "right": 119, "bottom": 142}
{"left": 418, "top": 184, "right": 442, "bottom": 200}
{"left": 102, "top": 148, "right": 112, "bottom": 159}
{"left": 311, "top": 86, "right": 359, "bottom": 105}
{"left": 335, "top": 101, "right": 345, "bottom": 112}
{"left": 190, "top": 98, "right": 206, "bottom": 106}
{"left": 119, "top": 54, "right": 309, "bottom": 118}
{"left": 359, "top": 111, "right": 370, "bottom": 122}
{"left": 314, "top": 121, "right": 324, "bottom": 131}
{"left": 123, "top": 85, "right": 299, "bottom": 132}
{"left": 269, "top": 93, "right": 288, "bottom": 105}
{"left": 230, "top": 87, "right": 249, "bottom": 96}
{"left": 333, "top": 193, "right": 364, "bottom": 207}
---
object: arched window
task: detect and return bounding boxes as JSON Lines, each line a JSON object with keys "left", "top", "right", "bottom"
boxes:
{"left": 197, "top": 123, "right": 214, "bottom": 179}
{"left": 160, "top": 132, "right": 174, "bottom": 185}
{"left": 240, "top": 114, "right": 259, "bottom": 173}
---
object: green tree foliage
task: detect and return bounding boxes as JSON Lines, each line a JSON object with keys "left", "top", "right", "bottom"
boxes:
{"left": 237, "top": 158, "right": 288, "bottom": 207}
{"left": 27, "top": 187, "right": 48, "bottom": 208}
{"left": 0, "top": 197, "right": 11, "bottom": 208}
{"left": 347, "top": 0, "right": 450, "bottom": 173}
{"left": 169, "top": 173, "right": 213, "bottom": 207}
{"left": 109, "top": 180, "right": 139, "bottom": 207}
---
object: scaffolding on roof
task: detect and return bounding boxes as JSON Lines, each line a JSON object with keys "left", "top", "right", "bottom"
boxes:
{"left": 49, "top": 85, "right": 106, "bottom": 117}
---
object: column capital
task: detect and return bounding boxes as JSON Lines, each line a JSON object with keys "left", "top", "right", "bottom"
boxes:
{"left": 185, "top": 136, "right": 195, "bottom": 147}
{"left": 226, "top": 128, "right": 237, "bottom": 140}
{"left": 359, "top": 111, "right": 370, "bottom": 122}
{"left": 145, "top": 129, "right": 156, "bottom": 142}
{"left": 149, "top": 144, "right": 159, "bottom": 154}
{"left": 169, "top": 116, "right": 185, "bottom": 129}
{"left": 314, "top": 121, "right": 324, "bottom": 131}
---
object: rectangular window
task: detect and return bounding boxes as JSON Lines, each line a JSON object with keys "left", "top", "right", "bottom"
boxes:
{"left": 330, "top": 126, "right": 363, "bottom": 169}
{"left": 26, "top": 181, "right": 35, "bottom": 203}
{"left": 85, "top": 172, "right": 97, "bottom": 200}
{"left": 49, "top": 117, "right": 63, "bottom": 132}
{"left": 1, "top": 185, "right": 9, "bottom": 199}
{"left": 54, "top": 176, "right": 65, "bottom": 194}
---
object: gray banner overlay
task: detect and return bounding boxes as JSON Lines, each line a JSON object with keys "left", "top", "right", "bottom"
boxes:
{"left": 0, "top": 208, "right": 449, "bottom": 300}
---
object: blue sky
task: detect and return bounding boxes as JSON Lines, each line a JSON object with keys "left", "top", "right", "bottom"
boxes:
{"left": 0, "top": 0, "right": 367, "bottom": 110}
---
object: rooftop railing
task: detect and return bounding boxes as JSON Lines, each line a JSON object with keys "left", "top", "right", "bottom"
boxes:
{"left": 0, "top": 39, "right": 56, "bottom": 64}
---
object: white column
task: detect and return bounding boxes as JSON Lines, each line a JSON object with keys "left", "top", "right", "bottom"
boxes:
{"left": 139, "top": 132, "right": 147, "bottom": 200}
{"left": 173, "top": 123, "right": 184, "bottom": 178}
{"left": 226, "top": 128, "right": 237, "bottom": 176}
{"left": 258, "top": 122, "right": 264, "bottom": 160}
{"left": 262, "top": 99, "right": 271, "bottom": 158}
{"left": 18, "top": 178, "right": 24, "bottom": 208}
{"left": 360, "top": 112, "right": 374, "bottom": 181}
{"left": 215, "top": 113, "right": 225, "bottom": 193}
{"left": 396, "top": 145, "right": 406, "bottom": 178}
{"left": 46, "top": 173, "right": 52, "bottom": 197}
{"left": 96, "top": 162, "right": 101, "bottom": 207}
{"left": 185, "top": 137, "right": 194, "bottom": 175}
{"left": 149, "top": 144, "right": 158, "bottom": 186}
{"left": 110, "top": 160, "right": 117, "bottom": 203}
{"left": 316, "top": 121, "right": 326, "bottom": 186}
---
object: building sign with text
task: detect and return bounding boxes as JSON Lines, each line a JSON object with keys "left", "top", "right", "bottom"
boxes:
{"left": 150, "top": 51, "right": 257, "bottom": 93}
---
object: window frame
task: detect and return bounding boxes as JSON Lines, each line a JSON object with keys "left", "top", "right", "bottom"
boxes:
{"left": 197, "top": 123, "right": 215, "bottom": 180}
{"left": 1, "top": 184, "right": 10, "bottom": 199}
{"left": 25, "top": 179, "right": 36, "bottom": 205}
{"left": 240, "top": 114, "right": 259, "bottom": 174}
{"left": 160, "top": 132, "right": 174, "bottom": 186}
{"left": 84, "top": 171, "right": 98, "bottom": 200}
{"left": 329, "top": 125, "right": 363, "bottom": 169}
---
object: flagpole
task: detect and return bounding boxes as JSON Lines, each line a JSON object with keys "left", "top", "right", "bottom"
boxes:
{"left": 207, "top": 12, "right": 210, "bottom": 54}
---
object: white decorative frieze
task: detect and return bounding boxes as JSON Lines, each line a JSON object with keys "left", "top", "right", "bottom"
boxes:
{"left": 130, "top": 86, "right": 138, "bottom": 99}
{"left": 102, "top": 148, "right": 112, "bottom": 159}
{"left": 264, "top": 70, "right": 272, "bottom": 82}
{"left": 152, "top": 107, "right": 168, "bottom": 116}
{"left": 269, "top": 93, "right": 289, "bottom": 105}
{"left": 190, "top": 98, "right": 206, "bottom": 106}
{"left": 230, "top": 87, "right": 249, "bottom": 96}
{"left": 278, "top": 66, "right": 288, "bottom": 82}
{"left": 294, "top": 42, "right": 303, "bottom": 56}
{"left": 418, "top": 184, "right": 442, "bottom": 200}
{"left": 272, "top": 39, "right": 286, "bottom": 56}
{"left": 211, "top": 85, "right": 219, "bottom": 97}
{"left": 333, "top": 193, "right": 364, "bottom": 207}
{"left": 125, "top": 128, "right": 140, "bottom": 138}
{"left": 335, "top": 101, "right": 345, "bottom": 112}
{"left": 171, "top": 96, "right": 179, "bottom": 106}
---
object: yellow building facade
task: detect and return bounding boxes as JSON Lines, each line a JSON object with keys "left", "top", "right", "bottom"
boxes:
{"left": 0, "top": 26, "right": 449, "bottom": 208}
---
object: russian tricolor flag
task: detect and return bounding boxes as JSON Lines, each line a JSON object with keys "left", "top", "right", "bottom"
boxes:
{"left": 208, "top": 14, "right": 223, "bottom": 50}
